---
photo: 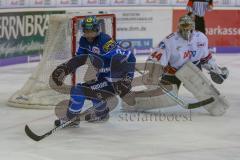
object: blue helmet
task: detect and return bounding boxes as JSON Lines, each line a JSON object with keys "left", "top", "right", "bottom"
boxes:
{"left": 81, "top": 16, "right": 99, "bottom": 32}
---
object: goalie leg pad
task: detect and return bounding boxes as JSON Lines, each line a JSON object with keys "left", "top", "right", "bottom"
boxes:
{"left": 142, "top": 59, "right": 164, "bottom": 85}
{"left": 122, "top": 84, "right": 178, "bottom": 111}
{"left": 175, "top": 62, "right": 229, "bottom": 116}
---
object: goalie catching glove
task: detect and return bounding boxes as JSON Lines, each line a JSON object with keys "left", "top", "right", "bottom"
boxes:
{"left": 209, "top": 67, "right": 229, "bottom": 84}
{"left": 202, "top": 58, "right": 229, "bottom": 84}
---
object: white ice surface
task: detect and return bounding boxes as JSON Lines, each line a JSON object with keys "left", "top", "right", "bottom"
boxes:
{"left": 0, "top": 54, "right": 240, "bottom": 160}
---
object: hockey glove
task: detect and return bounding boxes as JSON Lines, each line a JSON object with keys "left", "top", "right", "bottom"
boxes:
{"left": 202, "top": 57, "right": 229, "bottom": 84}
{"left": 210, "top": 66, "right": 229, "bottom": 84}
{"left": 51, "top": 63, "right": 69, "bottom": 86}
{"left": 51, "top": 55, "right": 88, "bottom": 86}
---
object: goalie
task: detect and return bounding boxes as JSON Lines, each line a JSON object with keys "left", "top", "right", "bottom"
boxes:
{"left": 123, "top": 15, "right": 229, "bottom": 116}
{"left": 51, "top": 16, "right": 136, "bottom": 127}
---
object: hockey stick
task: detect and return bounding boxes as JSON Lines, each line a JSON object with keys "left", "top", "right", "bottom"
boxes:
{"left": 158, "top": 83, "right": 214, "bottom": 109}
{"left": 25, "top": 116, "right": 77, "bottom": 141}
{"left": 25, "top": 92, "right": 118, "bottom": 141}
{"left": 25, "top": 106, "right": 100, "bottom": 141}
{"left": 135, "top": 68, "right": 214, "bottom": 109}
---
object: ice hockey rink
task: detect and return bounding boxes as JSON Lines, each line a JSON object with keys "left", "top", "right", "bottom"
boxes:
{"left": 0, "top": 54, "right": 239, "bottom": 160}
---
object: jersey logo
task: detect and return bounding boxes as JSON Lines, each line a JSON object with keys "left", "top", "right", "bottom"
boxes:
{"left": 90, "top": 81, "right": 108, "bottom": 90}
{"left": 103, "top": 39, "right": 116, "bottom": 52}
{"left": 183, "top": 51, "right": 197, "bottom": 59}
{"left": 92, "top": 46, "right": 100, "bottom": 54}
{"left": 183, "top": 51, "right": 191, "bottom": 59}
{"left": 191, "top": 51, "right": 197, "bottom": 57}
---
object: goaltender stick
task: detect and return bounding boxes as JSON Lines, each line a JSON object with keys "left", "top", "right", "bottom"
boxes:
{"left": 123, "top": 15, "right": 229, "bottom": 116}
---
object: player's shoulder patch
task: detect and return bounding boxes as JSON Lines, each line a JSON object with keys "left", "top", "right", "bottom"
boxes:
{"left": 103, "top": 38, "right": 117, "bottom": 52}
{"left": 103, "top": 39, "right": 117, "bottom": 52}
{"left": 97, "top": 32, "right": 117, "bottom": 52}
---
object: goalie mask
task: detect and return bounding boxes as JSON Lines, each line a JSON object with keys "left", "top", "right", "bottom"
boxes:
{"left": 178, "top": 15, "right": 195, "bottom": 40}
{"left": 81, "top": 16, "right": 100, "bottom": 42}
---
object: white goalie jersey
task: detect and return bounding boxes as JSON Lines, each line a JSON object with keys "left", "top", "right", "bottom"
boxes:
{"left": 123, "top": 14, "right": 229, "bottom": 116}
{"left": 149, "top": 31, "right": 210, "bottom": 72}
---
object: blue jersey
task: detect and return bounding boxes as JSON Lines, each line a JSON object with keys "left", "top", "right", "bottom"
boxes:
{"left": 76, "top": 32, "right": 135, "bottom": 82}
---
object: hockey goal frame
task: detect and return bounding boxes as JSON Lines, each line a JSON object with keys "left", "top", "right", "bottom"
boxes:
{"left": 7, "top": 13, "right": 117, "bottom": 109}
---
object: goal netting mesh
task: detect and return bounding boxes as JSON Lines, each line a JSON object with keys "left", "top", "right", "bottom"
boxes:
{"left": 7, "top": 14, "right": 116, "bottom": 109}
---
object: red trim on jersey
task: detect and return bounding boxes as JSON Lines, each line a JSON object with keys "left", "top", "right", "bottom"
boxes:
{"left": 164, "top": 65, "right": 177, "bottom": 75}
{"left": 201, "top": 53, "right": 212, "bottom": 64}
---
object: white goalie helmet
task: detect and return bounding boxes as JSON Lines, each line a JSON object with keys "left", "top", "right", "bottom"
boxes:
{"left": 178, "top": 15, "right": 195, "bottom": 40}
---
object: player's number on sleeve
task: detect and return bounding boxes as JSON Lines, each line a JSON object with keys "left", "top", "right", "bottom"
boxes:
{"left": 151, "top": 51, "right": 162, "bottom": 61}
{"left": 116, "top": 48, "right": 126, "bottom": 55}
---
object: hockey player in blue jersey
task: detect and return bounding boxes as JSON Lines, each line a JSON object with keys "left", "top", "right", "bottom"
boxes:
{"left": 52, "top": 16, "right": 136, "bottom": 127}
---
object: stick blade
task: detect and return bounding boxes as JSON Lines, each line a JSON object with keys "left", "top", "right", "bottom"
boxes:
{"left": 25, "top": 125, "right": 44, "bottom": 141}
{"left": 188, "top": 97, "right": 215, "bottom": 109}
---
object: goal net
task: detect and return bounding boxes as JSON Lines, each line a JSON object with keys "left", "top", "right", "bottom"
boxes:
{"left": 7, "top": 13, "right": 116, "bottom": 109}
